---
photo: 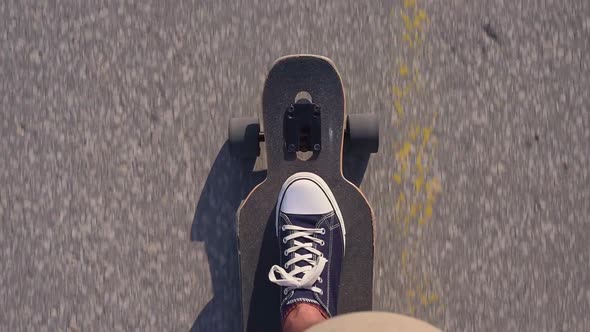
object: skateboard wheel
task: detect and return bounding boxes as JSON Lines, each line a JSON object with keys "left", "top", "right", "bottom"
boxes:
{"left": 229, "top": 117, "right": 261, "bottom": 158}
{"left": 347, "top": 114, "right": 379, "bottom": 153}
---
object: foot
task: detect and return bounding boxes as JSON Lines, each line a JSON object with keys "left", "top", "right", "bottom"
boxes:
{"left": 268, "top": 172, "right": 346, "bottom": 320}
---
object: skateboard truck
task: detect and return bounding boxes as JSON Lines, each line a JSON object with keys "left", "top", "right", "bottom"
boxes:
{"left": 284, "top": 99, "right": 321, "bottom": 153}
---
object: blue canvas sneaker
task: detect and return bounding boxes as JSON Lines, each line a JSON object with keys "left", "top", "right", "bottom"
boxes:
{"left": 268, "top": 172, "right": 346, "bottom": 320}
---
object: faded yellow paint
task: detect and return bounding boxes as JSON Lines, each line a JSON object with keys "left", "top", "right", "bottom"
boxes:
{"left": 401, "top": 248, "right": 409, "bottom": 269}
{"left": 402, "top": 33, "right": 414, "bottom": 48}
{"left": 409, "top": 202, "right": 419, "bottom": 218}
{"left": 395, "top": 128, "right": 439, "bottom": 227}
{"left": 417, "top": 216, "right": 427, "bottom": 226}
{"left": 400, "top": 248, "right": 443, "bottom": 317}
{"left": 396, "top": 142, "right": 412, "bottom": 161}
{"left": 399, "top": 64, "right": 410, "bottom": 77}
{"left": 398, "top": 0, "right": 429, "bottom": 49}
{"left": 392, "top": 0, "right": 442, "bottom": 320}
{"left": 414, "top": 10, "right": 429, "bottom": 29}
{"left": 424, "top": 204, "right": 433, "bottom": 219}
{"left": 414, "top": 175, "right": 424, "bottom": 193}
{"left": 402, "top": 13, "right": 414, "bottom": 33}
{"left": 393, "top": 85, "right": 403, "bottom": 98}
{"left": 417, "top": 9, "right": 429, "bottom": 23}
{"left": 410, "top": 125, "right": 420, "bottom": 141}
{"left": 404, "top": 81, "right": 415, "bottom": 95}
{"left": 422, "top": 127, "right": 432, "bottom": 145}
{"left": 394, "top": 3, "right": 429, "bottom": 119}
{"left": 416, "top": 150, "right": 424, "bottom": 174}
{"left": 404, "top": 0, "right": 417, "bottom": 9}
{"left": 394, "top": 99, "right": 405, "bottom": 117}
{"left": 395, "top": 191, "right": 406, "bottom": 211}
{"left": 426, "top": 177, "right": 442, "bottom": 197}
{"left": 420, "top": 292, "right": 439, "bottom": 306}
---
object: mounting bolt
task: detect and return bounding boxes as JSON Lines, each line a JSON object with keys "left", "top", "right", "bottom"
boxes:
{"left": 313, "top": 106, "right": 320, "bottom": 117}
{"left": 288, "top": 144, "right": 296, "bottom": 152}
{"left": 314, "top": 144, "right": 321, "bottom": 151}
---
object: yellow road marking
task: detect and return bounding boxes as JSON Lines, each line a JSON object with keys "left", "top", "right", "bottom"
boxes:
{"left": 392, "top": 0, "right": 443, "bottom": 320}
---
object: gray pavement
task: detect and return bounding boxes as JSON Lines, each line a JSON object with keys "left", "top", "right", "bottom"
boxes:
{"left": 1, "top": 0, "right": 589, "bottom": 331}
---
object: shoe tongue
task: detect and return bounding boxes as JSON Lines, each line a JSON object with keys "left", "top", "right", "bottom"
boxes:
{"left": 286, "top": 213, "right": 323, "bottom": 228}
{"left": 284, "top": 213, "right": 324, "bottom": 275}
{"left": 292, "top": 289, "right": 317, "bottom": 302}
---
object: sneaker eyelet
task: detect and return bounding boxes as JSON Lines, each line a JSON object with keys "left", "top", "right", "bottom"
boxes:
{"left": 321, "top": 228, "right": 326, "bottom": 235}
{"left": 281, "top": 225, "right": 286, "bottom": 231}
{"left": 283, "top": 238, "right": 287, "bottom": 244}
{"left": 284, "top": 250, "right": 288, "bottom": 256}
{"left": 284, "top": 263, "right": 289, "bottom": 269}
{"left": 320, "top": 240, "right": 325, "bottom": 246}
{"left": 318, "top": 277, "right": 323, "bottom": 283}
{"left": 283, "top": 289, "right": 288, "bottom": 295}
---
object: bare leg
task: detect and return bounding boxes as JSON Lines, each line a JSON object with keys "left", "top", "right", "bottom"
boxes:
{"left": 283, "top": 303, "right": 327, "bottom": 332}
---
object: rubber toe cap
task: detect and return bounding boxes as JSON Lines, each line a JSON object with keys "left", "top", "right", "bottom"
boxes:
{"left": 280, "top": 179, "right": 333, "bottom": 215}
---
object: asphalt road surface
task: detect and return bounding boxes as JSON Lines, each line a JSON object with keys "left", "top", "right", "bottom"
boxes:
{"left": 1, "top": 1, "right": 589, "bottom": 331}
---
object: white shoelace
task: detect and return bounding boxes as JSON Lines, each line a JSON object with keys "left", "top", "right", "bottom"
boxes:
{"left": 268, "top": 225, "right": 327, "bottom": 295}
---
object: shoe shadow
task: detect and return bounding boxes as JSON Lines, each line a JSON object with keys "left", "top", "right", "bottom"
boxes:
{"left": 190, "top": 142, "right": 266, "bottom": 332}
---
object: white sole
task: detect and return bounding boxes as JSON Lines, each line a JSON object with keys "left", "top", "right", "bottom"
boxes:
{"left": 276, "top": 172, "right": 346, "bottom": 252}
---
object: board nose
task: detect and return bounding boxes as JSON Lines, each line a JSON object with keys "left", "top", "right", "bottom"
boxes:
{"left": 261, "top": 55, "right": 346, "bottom": 176}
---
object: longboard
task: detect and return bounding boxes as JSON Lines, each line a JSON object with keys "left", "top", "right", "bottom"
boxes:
{"left": 232, "top": 55, "right": 376, "bottom": 332}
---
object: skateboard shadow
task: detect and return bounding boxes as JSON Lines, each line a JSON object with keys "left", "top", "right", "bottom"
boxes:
{"left": 342, "top": 149, "right": 371, "bottom": 187}
{"left": 190, "top": 142, "right": 369, "bottom": 332}
{"left": 190, "top": 142, "right": 265, "bottom": 332}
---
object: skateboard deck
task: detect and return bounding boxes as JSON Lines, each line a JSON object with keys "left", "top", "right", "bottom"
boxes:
{"left": 236, "top": 55, "right": 374, "bottom": 332}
